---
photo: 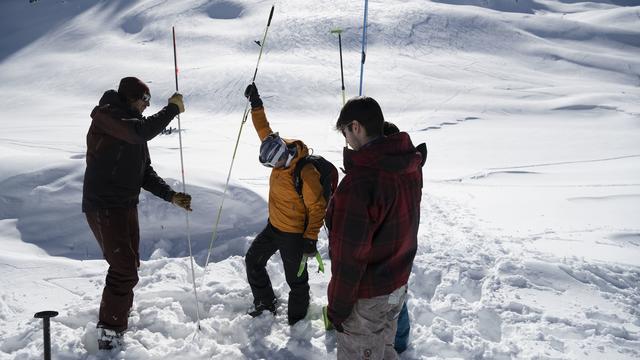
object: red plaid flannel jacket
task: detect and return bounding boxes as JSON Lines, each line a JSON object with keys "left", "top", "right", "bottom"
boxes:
{"left": 326, "top": 132, "right": 426, "bottom": 329}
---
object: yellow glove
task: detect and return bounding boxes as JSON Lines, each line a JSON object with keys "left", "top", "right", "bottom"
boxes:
{"left": 172, "top": 192, "right": 192, "bottom": 211}
{"left": 168, "top": 93, "right": 185, "bottom": 113}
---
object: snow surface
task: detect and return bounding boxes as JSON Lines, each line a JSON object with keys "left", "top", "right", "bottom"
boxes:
{"left": 0, "top": 0, "right": 639, "bottom": 359}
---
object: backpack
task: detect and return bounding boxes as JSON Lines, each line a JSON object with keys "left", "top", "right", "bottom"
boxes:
{"left": 292, "top": 155, "right": 339, "bottom": 203}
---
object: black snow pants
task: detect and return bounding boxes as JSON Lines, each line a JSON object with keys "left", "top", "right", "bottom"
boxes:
{"left": 85, "top": 207, "right": 140, "bottom": 332}
{"left": 245, "top": 222, "right": 310, "bottom": 325}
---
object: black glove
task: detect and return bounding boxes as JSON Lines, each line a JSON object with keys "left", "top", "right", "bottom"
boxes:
{"left": 244, "top": 82, "right": 263, "bottom": 109}
{"left": 302, "top": 238, "right": 318, "bottom": 257}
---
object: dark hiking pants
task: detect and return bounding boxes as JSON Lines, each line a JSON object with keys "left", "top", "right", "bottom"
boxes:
{"left": 245, "top": 222, "right": 310, "bottom": 325}
{"left": 85, "top": 207, "right": 140, "bottom": 332}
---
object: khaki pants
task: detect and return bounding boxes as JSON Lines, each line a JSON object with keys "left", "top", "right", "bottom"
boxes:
{"left": 337, "top": 285, "right": 407, "bottom": 360}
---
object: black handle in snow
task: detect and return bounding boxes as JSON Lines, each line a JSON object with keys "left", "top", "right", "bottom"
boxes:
{"left": 34, "top": 311, "right": 58, "bottom": 360}
{"left": 267, "top": 5, "right": 275, "bottom": 26}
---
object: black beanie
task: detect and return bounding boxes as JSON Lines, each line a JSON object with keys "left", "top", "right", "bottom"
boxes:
{"left": 117, "top": 77, "right": 150, "bottom": 101}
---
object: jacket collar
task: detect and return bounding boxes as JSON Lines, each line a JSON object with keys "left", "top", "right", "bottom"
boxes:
{"left": 91, "top": 90, "right": 141, "bottom": 119}
{"left": 277, "top": 139, "right": 309, "bottom": 173}
{"left": 343, "top": 132, "right": 426, "bottom": 175}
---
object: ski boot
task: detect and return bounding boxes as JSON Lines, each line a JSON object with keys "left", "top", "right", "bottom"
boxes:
{"left": 248, "top": 299, "right": 277, "bottom": 318}
{"left": 97, "top": 326, "right": 123, "bottom": 351}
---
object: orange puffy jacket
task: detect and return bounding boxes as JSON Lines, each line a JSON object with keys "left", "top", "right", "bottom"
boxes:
{"left": 251, "top": 107, "right": 327, "bottom": 240}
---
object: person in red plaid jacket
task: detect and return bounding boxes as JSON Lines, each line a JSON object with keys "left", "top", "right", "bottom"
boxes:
{"left": 326, "top": 97, "right": 426, "bottom": 359}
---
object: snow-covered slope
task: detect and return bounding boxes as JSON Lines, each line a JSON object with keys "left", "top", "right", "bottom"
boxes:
{"left": 0, "top": 0, "right": 639, "bottom": 359}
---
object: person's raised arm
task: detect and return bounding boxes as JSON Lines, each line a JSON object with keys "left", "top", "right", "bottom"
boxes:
{"left": 244, "top": 83, "right": 273, "bottom": 141}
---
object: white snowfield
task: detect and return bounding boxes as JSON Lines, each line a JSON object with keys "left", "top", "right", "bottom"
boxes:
{"left": 0, "top": 0, "right": 639, "bottom": 359}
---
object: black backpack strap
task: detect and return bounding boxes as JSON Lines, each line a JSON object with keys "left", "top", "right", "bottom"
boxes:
{"left": 293, "top": 156, "right": 314, "bottom": 232}
{"left": 293, "top": 156, "right": 310, "bottom": 198}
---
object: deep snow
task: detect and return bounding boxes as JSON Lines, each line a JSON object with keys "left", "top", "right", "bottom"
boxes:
{"left": 0, "top": 0, "right": 639, "bottom": 359}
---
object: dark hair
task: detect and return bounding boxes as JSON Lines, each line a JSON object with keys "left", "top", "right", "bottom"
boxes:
{"left": 336, "top": 97, "right": 384, "bottom": 137}
{"left": 383, "top": 121, "right": 399, "bottom": 136}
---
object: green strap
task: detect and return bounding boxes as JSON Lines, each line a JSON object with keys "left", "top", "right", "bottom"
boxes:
{"left": 297, "top": 252, "right": 326, "bottom": 277}
{"left": 315, "top": 252, "right": 325, "bottom": 273}
{"left": 322, "top": 306, "right": 334, "bottom": 330}
{"left": 297, "top": 254, "right": 309, "bottom": 277}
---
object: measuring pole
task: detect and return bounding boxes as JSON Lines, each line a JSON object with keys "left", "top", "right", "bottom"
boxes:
{"left": 358, "top": 0, "right": 369, "bottom": 96}
{"left": 201, "top": 5, "right": 275, "bottom": 281}
{"left": 173, "top": 26, "right": 202, "bottom": 331}
{"left": 331, "top": 29, "right": 346, "bottom": 106}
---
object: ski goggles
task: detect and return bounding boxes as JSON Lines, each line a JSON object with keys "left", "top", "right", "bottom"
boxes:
{"left": 259, "top": 134, "right": 288, "bottom": 168}
{"left": 262, "top": 152, "right": 287, "bottom": 168}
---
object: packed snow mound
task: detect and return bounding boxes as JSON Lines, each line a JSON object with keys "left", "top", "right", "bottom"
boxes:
{"left": 0, "top": 158, "right": 267, "bottom": 262}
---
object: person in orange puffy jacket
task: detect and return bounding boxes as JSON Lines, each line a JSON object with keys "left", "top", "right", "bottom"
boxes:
{"left": 243, "top": 82, "right": 327, "bottom": 325}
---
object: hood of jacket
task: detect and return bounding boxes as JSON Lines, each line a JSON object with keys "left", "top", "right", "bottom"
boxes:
{"left": 343, "top": 132, "right": 426, "bottom": 175}
{"left": 90, "top": 90, "right": 141, "bottom": 120}
{"left": 282, "top": 138, "right": 309, "bottom": 173}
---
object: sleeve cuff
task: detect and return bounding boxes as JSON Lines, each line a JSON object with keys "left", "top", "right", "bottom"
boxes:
{"left": 165, "top": 190, "right": 176, "bottom": 203}
{"left": 166, "top": 103, "right": 180, "bottom": 117}
{"left": 327, "top": 312, "right": 344, "bottom": 332}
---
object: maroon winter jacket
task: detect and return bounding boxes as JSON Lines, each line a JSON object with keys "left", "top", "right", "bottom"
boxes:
{"left": 82, "top": 90, "right": 180, "bottom": 212}
{"left": 326, "top": 132, "right": 426, "bottom": 329}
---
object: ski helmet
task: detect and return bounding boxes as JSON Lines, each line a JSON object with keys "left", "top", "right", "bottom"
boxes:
{"left": 259, "top": 133, "right": 288, "bottom": 168}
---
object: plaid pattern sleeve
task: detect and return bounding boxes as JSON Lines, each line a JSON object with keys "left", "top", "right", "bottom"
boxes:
{"left": 326, "top": 175, "right": 377, "bottom": 328}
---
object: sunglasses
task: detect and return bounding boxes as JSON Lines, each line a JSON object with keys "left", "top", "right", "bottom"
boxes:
{"left": 141, "top": 93, "right": 151, "bottom": 103}
{"left": 340, "top": 121, "right": 355, "bottom": 137}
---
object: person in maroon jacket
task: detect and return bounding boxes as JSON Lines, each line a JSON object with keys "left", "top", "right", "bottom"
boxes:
{"left": 326, "top": 97, "right": 426, "bottom": 359}
{"left": 83, "top": 77, "right": 191, "bottom": 350}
